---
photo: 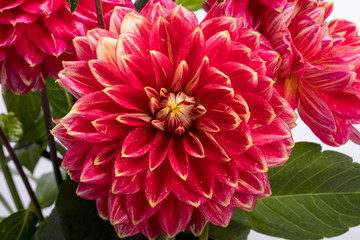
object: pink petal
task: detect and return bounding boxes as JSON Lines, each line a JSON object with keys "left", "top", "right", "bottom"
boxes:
{"left": 26, "top": 20, "right": 67, "bottom": 56}
{"left": 115, "top": 154, "right": 148, "bottom": 177}
{"left": 188, "top": 209, "right": 208, "bottom": 236}
{"left": 251, "top": 117, "right": 292, "bottom": 146}
{"left": 86, "top": 28, "right": 118, "bottom": 58}
{"left": 233, "top": 146, "right": 268, "bottom": 173}
{"left": 67, "top": 117, "right": 111, "bottom": 142}
{"left": 232, "top": 192, "right": 255, "bottom": 211}
{"left": 122, "top": 124, "right": 157, "bottom": 158}
{"left": 110, "top": 6, "right": 137, "bottom": 34}
{"left": 168, "top": 135, "right": 189, "bottom": 180}
{"left": 96, "top": 37, "right": 117, "bottom": 65}
{"left": 76, "top": 182, "right": 109, "bottom": 200}
{"left": 73, "top": 36, "right": 94, "bottom": 60}
{"left": 137, "top": 215, "right": 163, "bottom": 240}
{"left": 210, "top": 160, "right": 239, "bottom": 187}
{"left": 196, "top": 84, "right": 234, "bottom": 107}
{"left": 21, "top": 0, "right": 61, "bottom": 15}
{"left": 13, "top": 33, "right": 45, "bottom": 66}
{"left": 96, "top": 196, "right": 109, "bottom": 220}
{"left": 114, "top": 222, "right": 140, "bottom": 238}
{"left": 212, "top": 181, "right": 235, "bottom": 207}
{"left": 89, "top": 59, "right": 128, "bottom": 87}
{"left": 171, "top": 60, "right": 189, "bottom": 92}
{"left": 205, "top": 30, "right": 232, "bottom": 67}
{"left": 126, "top": 191, "right": 161, "bottom": 225}
{"left": 92, "top": 114, "right": 134, "bottom": 139}
{"left": 62, "top": 141, "right": 92, "bottom": 171}
{"left": 206, "top": 103, "right": 241, "bottom": 131}
{"left": 221, "top": 61, "right": 258, "bottom": 92}
{"left": 172, "top": 179, "right": 206, "bottom": 208}
{"left": 196, "top": 130, "right": 230, "bottom": 162}
{"left": 187, "top": 157, "right": 215, "bottom": 199}
{"left": 0, "top": 23, "right": 25, "bottom": 47}
{"left": 0, "top": 8, "right": 38, "bottom": 25}
{"left": 0, "top": 0, "right": 24, "bottom": 11}
{"left": 199, "top": 201, "right": 233, "bottom": 227}
{"left": 157, "top": 194, "right": 193, "bottom": 237}
{"left": 184, "top": 131, "right": 205, "bottom": 158}
{"left": 149, "top": 132, "right": 172, "bottom": 170}
{"left": 117, "top": 33, "right": 149, "bottom": 58}
{"left": 112, "top": 174, "right": 144, "bottom": 194}
{"left": 108, "top": 193, "right": 128, "bottom": 225}
{"left": 121, "top": 12, "right": 152, "bottom": 39}
{"left": 236, "top": 172, "right": 266, "bottom": 195}
{"left": 150, "top": 50, "right": 174, "bottom": 89}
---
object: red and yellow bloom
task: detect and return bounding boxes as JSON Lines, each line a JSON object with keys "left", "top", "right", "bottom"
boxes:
{"left": 53, "top": 0, "right": 296, "bottom": 238}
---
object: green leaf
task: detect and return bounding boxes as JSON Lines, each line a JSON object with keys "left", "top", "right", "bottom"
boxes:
{"left": 46, "top": 78, "right": 72, "bottom": 119}
{"left": 32, "top": 209, "right": 65, "bottom": 240}
{"left": 66, "top": 0, "right": 79, "bottom": 12}
{"left": 209, "top": 221, "right": 250, "bottom": 240}
{"left": 56, "top": 180, "right": 119, "bottom": 240}
{"left": 34, "top": 172, "right": 61, "bottom": 209}
{"left": 233, "top": 142, "right": 360, "bottom": 240}
{"left": 0, "top": 209, "right": 38, "bottom": 240}
{"left": 135, "top": 0, "right": 149, "bottom": 12}
{"left": 0, "top": 112, "right": 23, "bottom": 142}
{"left": 3, "top": 87, "right": 42, "bottom": 134}
{"left": 176, "top": 0, "right": 204, "bottom": 11}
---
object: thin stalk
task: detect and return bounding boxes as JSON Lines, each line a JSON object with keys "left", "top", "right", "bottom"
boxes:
{"left": 41, "top": 87, "right": 62, "bottom": 188}
{"left": 95, "top": 0, "right": 105, "bottom": 29}
{"left": 199, "top": 222, "right": 209, "bottom": 240}
{"left": 0, "top": 192, "right": 13, "bottom": 214}
{"left": 0, "top": 127, "right": 44, "bottom": 221}
{"left": 2, "top": 164, "right": 23, "bottom": 210}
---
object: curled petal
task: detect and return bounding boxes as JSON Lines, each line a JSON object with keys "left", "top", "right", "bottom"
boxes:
{"left": 169, "top": 135, "right": 189, "bottom": 180}
{"left": 122, "top": 124, "right": 157, "bottom": 158}
{"left": 126, "top": 191, "right": 161, "bottom": 225}
{"left": 199, "top": 201, "right": 233, "bottom": 227}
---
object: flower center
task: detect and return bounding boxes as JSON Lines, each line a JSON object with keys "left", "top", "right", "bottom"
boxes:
{"left": 150, "top": 89, "right": 206, "bottom": 135}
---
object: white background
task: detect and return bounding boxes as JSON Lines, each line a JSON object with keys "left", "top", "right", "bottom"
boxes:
{"left": 0, "top": 0, "right": 360, "bottom": 239}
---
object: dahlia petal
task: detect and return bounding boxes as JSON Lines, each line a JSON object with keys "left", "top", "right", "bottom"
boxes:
{"left": 13, "top": 34, "right": 45, "bottom": 66}
{"left": 0, "top": 23, "right": 25, "bottom": 47}
{"left": 0, "top": 0, "right": 24, "bottom": 11}
{"left": 199, "top": 67, "right": 231, "bottom": 88}
{"left": 0, "top": 48, "right": 6, "bottom": 61}
{"left": 350, "top": 127, "right": 360, "bottom": 145}
{"left": 172, "top": 179, "right": 206, "bottom": 208}
{"left": 210, "top": 160, "right": 239, "bottom": 187}
{"left": 117, "top": 113, "right": 152, "bottom": 127}
{"left": 50, "top": 122, "right": 77, "bottom": 149}
{"left": 71, "top": 91, "right": 122, "bottom": 121}
{"left": 104, "top": 84, "right": 149, "bottom": 112}
{"left": 188, "top": 209, "right": 208, "bottom": 237}
{"left": 149, "top": 16, "right": 181, "bottom": 64}
{"left": 205, "top": 30, "right": 232, "bottom": 67}
{"left": 21, "top": 0, "right": 61, "bottom": 15}
{"left": 26, "top": 20, "right": 67, "bottom": 56}
{"left": 114, "top": 222, "right": 140, "bottom": 238}
{"left": 43, "top": 5, "right": 86, "bottom": 40}
{"left": 93, "top": 115, "right": 131, "bottom": 142}
{"left": 137, "top": 215, "right": 163, "bottom": 240}
{"left": 118, "top": 55, "right": 157, "bottom": 90}
{"left": 251, "top": 118, "right": 291, "bottom": 146}
{"left": 259, "top": 140, "right": 290, "bottom": 168}
{"left": 196, "top": 130, "right": 230, "bottom": 162}
{"left": 212, "top": 181, "right": 235, "bottom": 207}
{"left": 196, "top": 84, "right": 234, "bottom": 106}
{"left": 115, "top": 154, "right": 148, "bottom": 177}
{"left": 157, "top": 194, "right": 193, "bottom": 237}
{"left": 165, "top": 9, "right": 195, "bottom": 42}
{"left": 171, "top": 4, "right": 198, "bottom": 28}
{"left": 86, "top": 28, "right": 118, "bottom": 57}
{"left": 233, "top": 146, "right": 268, "bottom": 173}
{"left": 237, "top": 28, "right": 261, "bottom": 53}
{"left": 110, "top": 6, "right": 137, "bottom": 33}
{"left": 112, "top": 174, "right": 143, "bottom": 194}
{"left": 149, "top": 132, "right": 172, "bottom": 171}
{"left": 97, "top": 37, "right": 117, "bottom": 66}
{"left": 117, "top": 33, "right": 149, "bottom": 58}
{"left": 257, "top": 0, "right": 286, "bottom": 11}
{"left": 76, "top": 182, "right": 109, "bottom": 200}
{"left": 199, "top": 201, "right": 233, "bottom": 227}
{"left": 187, "top": 157, "right": 215, "bottom": 199}
{"left": 96, "top": 196, "right": 109, "bottom": 220}
{"left": 195, "top": 117, "right": 220, "bottom": 133}
{"left": 150, "top": 50, "right": 174, "bottom": 89}
{"left": 62, "top": 141, "right": 93, "bottom": 171}
{"left": 206, "top": 104, "right": 241, "bottom": 131}
{"left": 108, "top": 193, "right": 128, "bottom": 225}
{"left": 122, "top": 124, "right": 157, "bottom": 158}
{"left": 88, "top": 60, "right": 127, "bottom": 88}
{"left": 177, "top": 27, "right": 205, "bottom": 84}
{"left": 126, "top": 191, "right": 161, "bottom": 225}
{"left": 184, "top": 56, "right": 208, "bottom": 94}
{"left": 58, "top": 61, "right": 103, "bottom": 98}
{"left": 168, "top": 135, "right": 189, "bottom": 180}
{"left": 67, "top": 117, "right": 111, "bottom": 142}
{"left": 221, "top": 62, "right": 258, "bottom": 92}
{"left": 200, "top": 16, "right": 240, "bottom": 40}
{"left": 237, "top": 172, "right": 265, "bottom": 195}
{"left": 121, "top": 12, "right": 152, "bottom": 39}
{"left": 232, "top": 192, "right": 255, "bottom": 211}
{"left": 184, "top": 131, "right": 205, "bottom": 158}
{"left": 145, "top": 162, "right": 174, "bottom": 207}
{"left": 80, "top": 153, "right": 113, "bottom": 184}
{"left": 0, "top": 8, "right": 38, "bottom": 25}
{"left": 171, "top": 60, "right": 189, "bottom": 92}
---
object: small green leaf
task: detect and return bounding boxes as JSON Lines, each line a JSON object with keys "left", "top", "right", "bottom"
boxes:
{"left": 0, "top": 112, "right": 23, "bottom": 142}
{"left": 56, "top": 180, "right": 119, "bottom": 240}
{"left": 233, "top": 142, "right": 360, "bottom": 240}
{"left": 209, "top": 221, "right": 249, "bottom": 240}
{"left": 176, "top": 0, "right": 204, "bottom": 11}
{"left": 0, "top": 209, "right": 38, "bottom": 240}
{"left": 34, "top": 172, "right": 61, "bottom": 209}
{"left": 46, "top": 78, "right": 72, "bottom": 119}
{"left": 135, "top": 0, "right": 149, "bottom": 12}
{"left": 32, "top": 209, "right": 65, "bottom": 240}
{"left": 66, "top": 0, "right": 79, "bottom": 12}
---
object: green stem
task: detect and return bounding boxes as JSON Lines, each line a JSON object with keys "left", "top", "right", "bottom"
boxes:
{"left": 199, "top": 222, "right": 209, "bottom": 240}
{"left": 2, "top": 164, "right": 24, "bottom": 210}
{"left": 0, "top": 192, "right": 13, "bottom": 214}
{"left": 0, "top": 127, "right": 44, "bottom": 221}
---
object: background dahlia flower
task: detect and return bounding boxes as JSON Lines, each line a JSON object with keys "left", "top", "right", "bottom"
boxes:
{"left": 206, "top": 0, "right": 360, "bottom": 146}
{"left": 0, "top": 0, "right": 134, "bottom": 95}
{"left": 52, "top": 0, "right": 296, "bottom": 238}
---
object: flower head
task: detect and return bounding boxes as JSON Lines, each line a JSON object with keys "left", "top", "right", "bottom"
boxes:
{"left": 260, "top": 0, "right": 360, "bottom": 146}
{"left": 53, "top": 0, "right": 296, "bottom": 238}
{"left": 0, "top": 0, "right": 134, "bottom": 95}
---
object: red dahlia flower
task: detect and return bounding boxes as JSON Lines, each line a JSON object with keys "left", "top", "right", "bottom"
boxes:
{"left": 52, "top": 0, "right": 296, "bottom": 238}
{"left": 260, "top": 0, "right": 360, "bottom": 146}
{"left": 0, "top": 0, "right": 134, "bottom": 95}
